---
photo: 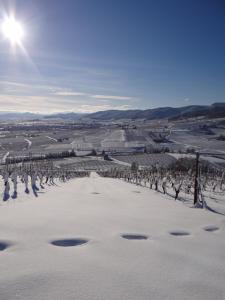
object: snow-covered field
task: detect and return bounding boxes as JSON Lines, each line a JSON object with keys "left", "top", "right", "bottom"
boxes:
{"left": 169, "top": 152, "right": 225, "bottom": 164}
{"left": 112, "top": 153, "right": 176, "bottom": 168}
{"left": 0, "top": 173, "right": 225, "bottom": 300}
{"left": 169, "top": 131, "right": 225, "bottom": 154}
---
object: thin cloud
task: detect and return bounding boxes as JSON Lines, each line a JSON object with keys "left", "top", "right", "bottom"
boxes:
{"left": 0, "top": 79, "right": 136, "bottom": 113}
{"left": 77, "top": 104, "right": 132, "bottom": 113}
{"left": 91, "top": 95, "right": 132, "bottom": 100}
{"left": 0, "top": 81, "right": 87, "bottom": 98}
{"left": 54, "top": 91, "right": 86, "bottom": 96}
{"left": 0, "top": 81, "right": 30, "bottom": 88}
{"left": 0, "top": 80, "right": 63, "bottom": 94}
{"left": 0, "top": 94, "right": 133, "bottom": 114}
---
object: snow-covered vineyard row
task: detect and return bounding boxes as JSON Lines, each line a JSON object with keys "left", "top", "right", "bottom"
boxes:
{"left": 99, "top": 164, "right": 225, "bottom": 213}
{"left": 1, "top": 159, "right": 225, "bottom": 299}
{"left": 1, "top": 172, "right": 225, "bottom": 300}
{"left": 56, "top": 158, "right": 129, "bottom": 171}
{"left": 0, "top": 162, "right": 89, "bottom": 201}
{"left": 112, "top": 153, "right": 177, "bottom": 168}
{"left": 1, "top": 154, "right": 225, "bottom": 214}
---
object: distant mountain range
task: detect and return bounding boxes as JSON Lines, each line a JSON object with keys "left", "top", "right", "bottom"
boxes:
{"left": 44, "top": 112, "right": 85, "bottom": 120}
{"left": 0, "top": 103, "right": 224, "bottom": 121}
{"left": 0, "top": 112, "right": 85, "bottom": 121}
{"left": 86, "top": 102, "right": 225, "bottom": 121}
{"left": 0, "top": 112, "right": 42, "bottom": 121}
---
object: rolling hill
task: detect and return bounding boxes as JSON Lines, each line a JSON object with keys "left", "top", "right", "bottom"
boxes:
{"left": 0, "top": 103, "right": 224, "bottom": 121}
{"left": 87, "top": 103, "right": 225, "bottom": 121}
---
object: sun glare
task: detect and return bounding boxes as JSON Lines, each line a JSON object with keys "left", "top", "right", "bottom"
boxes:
{"left": 1, "top": 16, "right": 24, "bottom": 46}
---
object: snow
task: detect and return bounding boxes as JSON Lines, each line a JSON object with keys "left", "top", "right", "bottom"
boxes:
{"left": 169, "top": 153, "right": 225, "bottom": 164}
{"left": 46, "top": 136, "right": 58, "bottom": 142}
{"left": 2, "top": 151, "right": 9, "bottom": 163}
{"left": 24, "top": 138, "right": 32, "bottom": 148}
{"left": 0, "top": 173, "right": 225, "bottom": 300}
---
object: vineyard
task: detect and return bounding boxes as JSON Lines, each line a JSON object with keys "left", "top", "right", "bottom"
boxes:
{"left": 99, "top": 154, "right": 225, "bottom": 214}
{"left": 1, "top": 151, "right": 225, "bottom": 214}
{"left": 0, "top": 161, "right": 89, "bottom": 201}
{"left": 112, "top": 153, "right": 177, "bottom": 168}
{"left": 56, "top": 158, "right": 129, "bottom": 171}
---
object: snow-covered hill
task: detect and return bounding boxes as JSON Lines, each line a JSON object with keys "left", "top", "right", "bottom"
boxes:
{"left": 0, "top": 173, "right": 225, "bottom": 300}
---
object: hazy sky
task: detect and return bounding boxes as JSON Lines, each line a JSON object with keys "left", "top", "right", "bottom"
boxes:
{"left": 0, "top": 0, "right": 225, "bottom": 113}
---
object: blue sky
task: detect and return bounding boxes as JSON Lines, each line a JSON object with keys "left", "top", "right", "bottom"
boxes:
{"left": 0, "top": 0, "right": 225, "bottom": 113}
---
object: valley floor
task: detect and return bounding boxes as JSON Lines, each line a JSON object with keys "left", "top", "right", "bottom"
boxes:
{"left": 0, "top": 173, "right": 225, "bottom": 300}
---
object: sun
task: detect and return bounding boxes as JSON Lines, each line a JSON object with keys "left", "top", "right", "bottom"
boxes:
{"left": 1, "top": 16, "right": 24, "bottom": 46}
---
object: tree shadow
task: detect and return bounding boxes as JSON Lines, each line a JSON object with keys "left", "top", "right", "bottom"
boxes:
{"left": 3, "top": 192, "right": 10, "bottom": 201}
{"left": 204, "top": 202, "right": 225, "bottom": 216}
{"left": 32, "top": 186, "right": 38, "bottom": 197}
{"left": 11, "top": 191, "right": 17, "bottom": 199}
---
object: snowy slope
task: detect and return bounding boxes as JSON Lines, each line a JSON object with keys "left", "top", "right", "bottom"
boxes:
{"left": 0, "top": 173, "right": 225, "bottom": 300}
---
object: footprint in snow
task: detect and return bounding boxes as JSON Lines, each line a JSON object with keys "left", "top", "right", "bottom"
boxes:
{"left": 169, "top": 230, "right": 191, "bottom": 237}
{"left": 50, "top": 238, "right": 89, "bottom": 247}
{"left": 121, "top": 234, "right": 148, "bottom": 240}
{"left": 203, "top": 225, "right": 219, "bottom": 232}
{"left": 0, "top": 241, "right": 12, "bottom": 251}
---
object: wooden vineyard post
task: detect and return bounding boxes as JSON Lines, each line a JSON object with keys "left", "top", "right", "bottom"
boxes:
{"left": 194, "top": 152, "right": 200, "bottom": 205}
